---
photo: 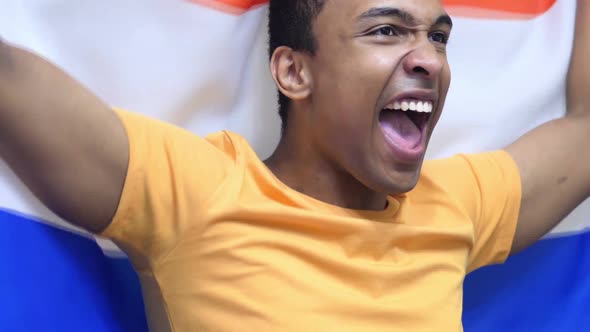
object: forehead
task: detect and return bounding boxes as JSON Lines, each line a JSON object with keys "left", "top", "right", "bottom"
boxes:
{"left": 318, "top": 0, "right": 448, "bottom": 26}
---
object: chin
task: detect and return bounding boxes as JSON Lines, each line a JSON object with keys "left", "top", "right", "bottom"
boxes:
{"left": 363, "top": 169, "right": 422, "bottom": 196}
{"left": 389, "top": 163, "right": 427, "bottom": 193}
{"left": 387, "top": 176, "right": 420, "bottom": 195}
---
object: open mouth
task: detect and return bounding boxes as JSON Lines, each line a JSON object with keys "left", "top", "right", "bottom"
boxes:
{"left": 379, "top": 98, "right": 434, "bottom": 150}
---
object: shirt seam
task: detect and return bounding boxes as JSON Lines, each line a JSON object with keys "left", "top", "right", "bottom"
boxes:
{"left": 152, "top": 267, "right": 177, "bottom": 332}
{"left": 153, "top": 130, "right": 241, "bottom": 268}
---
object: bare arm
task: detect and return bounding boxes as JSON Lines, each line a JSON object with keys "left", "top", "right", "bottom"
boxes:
{"left": 567, "top": 1, "right": 590, "bottom": 115}
{"left": 0, "top": 41, "right": 128, "bottom": 233}
{"left": 506, "top": 0, "right": 590, "bottom": 254}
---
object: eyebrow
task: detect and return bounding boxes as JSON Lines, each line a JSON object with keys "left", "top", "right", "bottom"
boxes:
{"left": 357, "top": 7, "right": 453, "bottom": 29}
{"left": 434, "top": 14, "right": 453, "bottom": 28}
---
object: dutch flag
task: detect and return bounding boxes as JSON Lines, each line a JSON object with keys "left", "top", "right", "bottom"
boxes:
{"left": 0, "top": 0, "right": 587, "bottom": 331}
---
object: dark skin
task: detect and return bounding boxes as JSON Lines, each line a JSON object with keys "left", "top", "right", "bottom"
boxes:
{"left": 266, "top": 0, "right": 452, "bottom": 211}
{"left": 0, "top": 0, "right": 588, "bottom": 258}
{"left": 267, "top": 0, "right": 590, "bottom": 255}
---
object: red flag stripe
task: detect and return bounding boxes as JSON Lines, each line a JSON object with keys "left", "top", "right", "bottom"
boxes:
{"left": 445, "top": 0, "right": 557, "bottom": 19}
{"left": 189, "top": 0, "right": 557, "bottom": 18}
{"left": 188, "top": 0, "right": 267, "bottom": 15}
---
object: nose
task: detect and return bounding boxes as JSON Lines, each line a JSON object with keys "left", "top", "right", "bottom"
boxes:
{"left": 402, "top": 41, "right": 444, "bottom": 80}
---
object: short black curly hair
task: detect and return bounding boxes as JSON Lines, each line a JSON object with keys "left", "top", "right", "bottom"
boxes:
{"left": 268, "top": 0, "right": 327, "bottom": 131}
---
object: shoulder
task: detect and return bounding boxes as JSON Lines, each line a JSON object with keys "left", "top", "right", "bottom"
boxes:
{"left": 414, "top": 151, "right": 520, "bottom": 213}
{"left": 205, "top": 130, "right": 248, "bottom": 162}
{"left": 114, "top": 108, "right": 254, "bottom": 163}
{"left": 420, "top": 150, "right": 518, "bottom": 188}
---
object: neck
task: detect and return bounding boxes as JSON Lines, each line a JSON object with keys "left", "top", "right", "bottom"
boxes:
{"left": 264, "top": 129, "right": 388, "bottom": 212}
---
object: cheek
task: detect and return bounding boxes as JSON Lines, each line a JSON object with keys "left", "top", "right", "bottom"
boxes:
{"left": 313, "top": 73, "right": 374, "bottom": 127}
{"left": 355, "top": 50, "right": 402, "bottom": 85}
{"left": 317, "top": 47, "right": 401, "bottom": 92}
{"left": 323, "top": 55, "right": 397, "bottom": 113}
{"left": 311, "top": 48, "right": 405, "bottom": 137}
{"left": 438, "top": 67, "right": 451, "bottom": 108}
{"left": 441, "top": 64, "right": 452, "bottom": 92}
{"left": 369, "top": 51, "right": 400, "bottom": 69}
{"left": 431, "top": 72, "right": 452, "bottom": 127}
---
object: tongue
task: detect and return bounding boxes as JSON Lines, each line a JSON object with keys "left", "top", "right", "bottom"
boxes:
{"left": 379, "top": 110, "right": 422, "bottom": 149}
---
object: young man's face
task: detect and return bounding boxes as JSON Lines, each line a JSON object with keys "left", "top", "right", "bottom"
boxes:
{"left": 306, "top": 0, "right": 452, "bottom": 195}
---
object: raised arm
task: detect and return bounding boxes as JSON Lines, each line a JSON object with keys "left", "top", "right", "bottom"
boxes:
{"left": 506, "top": 0, "right": 590, "bottom": 254}
{"left": 567, "top": 1, "right": 590, "bottom": 114}
{"left": 0, "top": 41, "right": 129, "bottom": 233}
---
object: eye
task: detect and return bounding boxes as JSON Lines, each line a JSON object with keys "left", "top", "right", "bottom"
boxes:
{"left": 430, "top": 31, "right": 449, "bottom": 44}
{"left": 369, "top": 25, "right": 401, "bottom": 37}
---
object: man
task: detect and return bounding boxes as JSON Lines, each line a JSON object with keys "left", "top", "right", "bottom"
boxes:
{"left": 0, "top": 0, "right": 588, "bottom": 331}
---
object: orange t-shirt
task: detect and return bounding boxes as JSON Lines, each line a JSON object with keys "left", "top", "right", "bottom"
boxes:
{"left": 101, "top": 110, "right": 521, "bottom": 332}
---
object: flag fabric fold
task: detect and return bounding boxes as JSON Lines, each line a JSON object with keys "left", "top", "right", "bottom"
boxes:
{"left": 0, "top": 1, "right": 587, "bottom": 331}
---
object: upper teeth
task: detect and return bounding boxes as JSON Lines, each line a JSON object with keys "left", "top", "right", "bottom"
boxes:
{"left": 385, "top": 99, "right": 433, "bottom": 113}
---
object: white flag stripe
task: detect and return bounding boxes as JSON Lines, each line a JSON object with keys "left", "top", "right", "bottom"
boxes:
{"left": 0, "top": 1, "right": 584, "bottom": 245}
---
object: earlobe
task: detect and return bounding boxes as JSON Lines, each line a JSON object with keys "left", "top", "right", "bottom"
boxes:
{"left": 270, "top": 46, "right": 312, "bottom": 102}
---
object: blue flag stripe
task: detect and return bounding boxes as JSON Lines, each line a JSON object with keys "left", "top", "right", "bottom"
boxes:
{"left": 2, "top": 209, "right": 590, "bottom": 331}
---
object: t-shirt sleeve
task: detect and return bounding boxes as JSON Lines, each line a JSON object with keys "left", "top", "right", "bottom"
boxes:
{"left": 98, "top": 109, "right": 235, "bottom": 270}
{"left": 425, "top": 151, "right": 522, "bottom": 273}
{"left": 459, "top": 151, "right": 522, "bottom": 272}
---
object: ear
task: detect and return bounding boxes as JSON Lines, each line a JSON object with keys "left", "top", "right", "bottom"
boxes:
{"left": 270, "top": 46, "right": 313, "bottom": 102}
